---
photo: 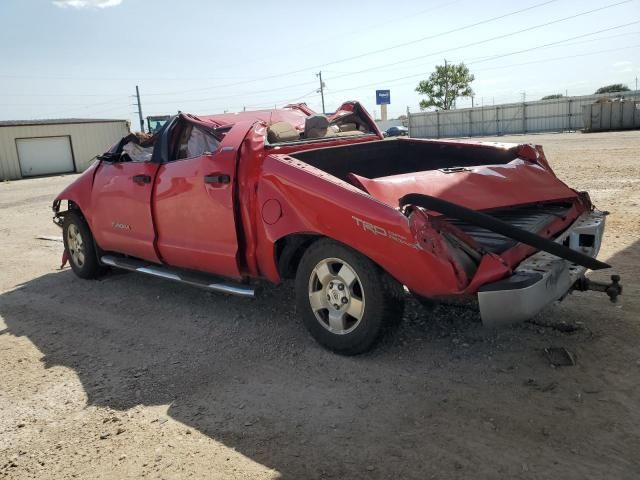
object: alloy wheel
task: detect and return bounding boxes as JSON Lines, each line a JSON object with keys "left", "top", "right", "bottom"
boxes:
{"left": 308, "top": 257, "right": 366, "bottom": 334}
{"left": 67, "top": 223, "right": 85, "bottom": 268}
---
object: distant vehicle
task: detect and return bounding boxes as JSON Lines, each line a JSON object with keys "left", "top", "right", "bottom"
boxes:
{"left": 53, "top": 101, "right": 620, "bottom": 355}
{"left": 146, "top": 115, "right": 170, "bottom": 133}
{"left": 384, "top": 125, "right": 409, "bottom": 137}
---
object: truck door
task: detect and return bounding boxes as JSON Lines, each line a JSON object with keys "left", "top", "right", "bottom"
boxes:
{"left": 90, "top": 160, "right": 161, "bottom": 263}
{"left": 152, "top": 121, "right": 242, "bottom": 279}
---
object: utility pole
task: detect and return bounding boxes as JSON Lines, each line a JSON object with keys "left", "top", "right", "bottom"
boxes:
{"left": 316, "top": 71, "right": 326, "bottom": 114}
{"left": 135, "top": 85, "right": 144, "bottom": 132}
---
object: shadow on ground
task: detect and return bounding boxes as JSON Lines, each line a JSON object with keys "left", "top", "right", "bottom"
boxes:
{"left": 1, "top": 242, "right": 639, "bottom": 479}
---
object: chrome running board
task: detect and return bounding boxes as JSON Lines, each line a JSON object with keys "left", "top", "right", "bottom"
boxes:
{"left": 100, "top": 255, "right": 255, "bottom": 298}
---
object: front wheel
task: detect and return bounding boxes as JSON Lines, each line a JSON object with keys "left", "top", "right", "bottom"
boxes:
{"left": 295, "top": 239, "right": 404, "bottom": 355}
{"left": 62, "top": 210, "right": 104, "bottom": 279}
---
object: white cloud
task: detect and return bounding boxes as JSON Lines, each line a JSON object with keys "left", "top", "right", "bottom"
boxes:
{"left": 613, "top": 60, "right": 632, "bottom": 67}
{"left": 53, "top": 0, "right": 123, "bottom": 8}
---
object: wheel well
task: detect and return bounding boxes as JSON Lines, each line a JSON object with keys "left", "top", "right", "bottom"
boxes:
{"left": 275, "top": 234, "right": 323, "bottom": 279}
{"left": 54, "top": 199, "right": 85, "bottom": 227}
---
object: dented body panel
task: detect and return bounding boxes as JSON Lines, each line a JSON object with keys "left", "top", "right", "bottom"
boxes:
{"left": 53, "top": 102, "right": 613, "bottom": 325}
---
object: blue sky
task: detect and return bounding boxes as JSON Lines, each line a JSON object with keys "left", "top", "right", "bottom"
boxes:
{"left": 0, "top": 0, "right": 638, "bottom": 127}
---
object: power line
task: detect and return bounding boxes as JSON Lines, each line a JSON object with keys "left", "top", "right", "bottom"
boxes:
{"left": 143, "top": 1, "right": 637, "bottom": 103}
{"left": 124, "top": 19, "right": 640, "bottom": 109}
{"left": 0, "top": 92, "right": 129, "bottom": 98}
{"left": 148, "top": 39, "right": 639, "bottom": 115}
{"left": 0, "top": 2, "right": 462, "bottom": 86}
{"left": 31, "top": 99, "right": 129, "bottom": 118}
{"left": 4, "top": 30, "right": 638, "bottom": 104}
{"left": 458, "top": 30, "right": 640, "bottom": 63}
{"left": 6, "top": 23, "right": 637, "bottom": 118}
{"left": 133, "top": 0, "right": 464, "bottom": 89}
{"left": 472, "top": 44, "right": 640, "bottom": 73}
{"left": 0, "top": 73, "right": 255, "bottom": 82}
{"left": 2, "top": 2, "right": 635, "bottom": 107}
{"left": 142, "top": 0, "right": 566, "bottom": 97}
{"left": 3, "top": 3, "right": 638, "bottom": 117}
{"left": 467, "top": 20, "right": 640, "bottom": 65}
{"left": 340, "top": 30, "right": 640, "bottom": 75}
{"left": 320, "top": 1, "right": 637, "bottom": 83}
{"left": 318, "top": 23, "right": 640, "bottom": 97}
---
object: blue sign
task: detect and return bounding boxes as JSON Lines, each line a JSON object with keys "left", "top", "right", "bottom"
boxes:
{"left": 376, "top": 90, "right": 391, "bottom": 105}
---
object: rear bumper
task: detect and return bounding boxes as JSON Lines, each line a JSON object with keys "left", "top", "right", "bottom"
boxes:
{"left": 478, "top": 210, "right": 606, "bottom": 327}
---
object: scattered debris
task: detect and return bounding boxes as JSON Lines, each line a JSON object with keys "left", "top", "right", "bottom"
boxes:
{"left": 544, "top": 347, "right": 576, "bottom": 367}
{"left": 35, "top": 235, "right": 63, "bottom": 243}
{"left": 528, "top": 319, "right": 581, "bottom": 333}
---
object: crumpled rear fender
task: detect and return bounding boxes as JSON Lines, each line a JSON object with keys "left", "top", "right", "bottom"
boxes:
{"left": 253, "top": 154, "right": 467, "bottom": 296}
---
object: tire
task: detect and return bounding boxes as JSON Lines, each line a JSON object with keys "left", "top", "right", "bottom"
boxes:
{"left": 62, "top": 210, "right": 104, "bottom": 279}
{"left": 295, "top": 239, "right": 404, "bottom": 355}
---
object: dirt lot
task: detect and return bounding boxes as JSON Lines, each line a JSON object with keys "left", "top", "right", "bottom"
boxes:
{"left": 1, "top": 131, "right": 639, "bottom": 479}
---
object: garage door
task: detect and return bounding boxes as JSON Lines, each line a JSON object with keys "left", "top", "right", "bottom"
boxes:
{"left": 16, "top": 136, "right": 75, "bottom": 177}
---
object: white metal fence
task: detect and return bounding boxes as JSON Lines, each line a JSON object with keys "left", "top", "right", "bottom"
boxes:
{"left": 408, "top": 91, "right": 640, "bottom": 138}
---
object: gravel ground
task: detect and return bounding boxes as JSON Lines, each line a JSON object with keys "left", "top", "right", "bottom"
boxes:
{"left": 1, "top": 130, "right": 639, "bottom": 479}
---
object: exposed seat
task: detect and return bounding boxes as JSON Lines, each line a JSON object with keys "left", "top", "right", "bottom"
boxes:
{"left": 338, "top": 123, "right": 358, "bottom": 132}
{"left": 305, "top": 114, "right": 332, "bottom": 138}
{"left": 335, "top": 130, "right": 365, "bottom": 137}
{"left": 267, "top": 121, "right": 300, "bottom": 143}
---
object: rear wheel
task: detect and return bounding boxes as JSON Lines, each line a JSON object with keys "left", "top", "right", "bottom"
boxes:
{"left": 295, "top": 239, "right": 404, "bottom": 355}
{"left": 63, "top": 211, "right": 104, "bottom": 279}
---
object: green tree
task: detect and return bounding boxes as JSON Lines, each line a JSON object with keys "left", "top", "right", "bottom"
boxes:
{"left": 416, "top": 62, "right": 474, "bottom": 110}
{"left": 541, "top": 94, "right": 564, "bottom": 100}
{"left": 595, "top": 84, "right": 630, "bottom": 94}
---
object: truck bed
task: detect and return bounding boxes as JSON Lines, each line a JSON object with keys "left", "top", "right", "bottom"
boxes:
{"left": 292, "top": 138, "right": 518, "bottom": 182}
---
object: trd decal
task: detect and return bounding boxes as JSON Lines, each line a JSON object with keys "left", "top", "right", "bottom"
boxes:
{"left": 352, "top": 216, "right": 418, "bottom": 249}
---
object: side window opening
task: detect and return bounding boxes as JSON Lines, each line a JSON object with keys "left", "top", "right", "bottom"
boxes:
{"left": 102, "top": 132, "right": 155, "bottom": 163}
{"left": 175, "top": 124, "right": 220, "bottom": 160}
{"left": 122, "top": 140, "right": 154, "bottom": 162}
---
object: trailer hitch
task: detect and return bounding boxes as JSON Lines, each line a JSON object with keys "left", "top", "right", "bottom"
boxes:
{"left": 574, "top": 275, "right": 622, "bottom": 303}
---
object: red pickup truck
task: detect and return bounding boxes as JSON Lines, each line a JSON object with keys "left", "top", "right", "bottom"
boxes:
{"left": 53, "top": 101, "right": 620, "bottom": 354}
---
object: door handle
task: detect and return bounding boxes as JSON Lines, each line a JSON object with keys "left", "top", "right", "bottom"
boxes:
{"left": 133, "top": 174, "right": 151, "bottom": 184}
{"left": 204, "top": 174, "right": 230, "bottom": 185}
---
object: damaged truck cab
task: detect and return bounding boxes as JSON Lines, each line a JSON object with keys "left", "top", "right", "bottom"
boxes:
{"left": 53, "top": 101, "right": 621, "bottom": 355}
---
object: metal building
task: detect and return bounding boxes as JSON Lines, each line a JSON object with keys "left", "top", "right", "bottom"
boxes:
{"left": 408, "top": 91, "right": 640, "bottom": 139}
{"left": 0, "top": 118, "right": 129, "bottom": 180}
